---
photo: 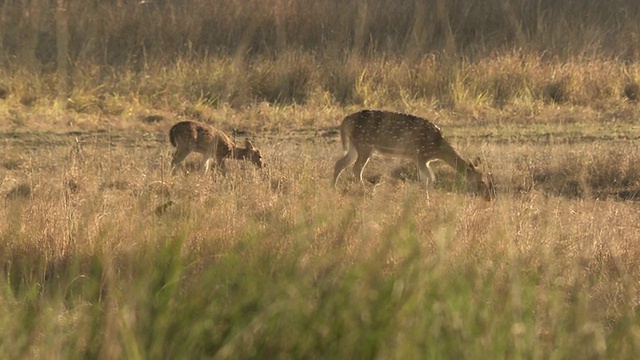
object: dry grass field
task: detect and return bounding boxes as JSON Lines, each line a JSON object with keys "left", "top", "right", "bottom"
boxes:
{"left": 2, "top": 0, "right": 640, "bottom": 358}
{"left": 2, "top": 107, "right": 640, "bottom": 358}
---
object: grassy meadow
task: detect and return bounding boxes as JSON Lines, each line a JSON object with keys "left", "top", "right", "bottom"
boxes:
{"left": 2, "top": 0, "right": 640, "bottom": 358}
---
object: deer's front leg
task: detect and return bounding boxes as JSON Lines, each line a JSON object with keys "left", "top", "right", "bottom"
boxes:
{"left": 417, "top": 160, "right": 436, "bottom": 190}
{"left": 171, "top": 147, "right": 192, "bottom": 175}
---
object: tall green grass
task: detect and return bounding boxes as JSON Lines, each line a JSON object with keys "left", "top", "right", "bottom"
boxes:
{"left": 2, "top": 197, "right": 638, "bottom": 358}
{"left": 2, "top": 193, "right": 639, "bottom": 358}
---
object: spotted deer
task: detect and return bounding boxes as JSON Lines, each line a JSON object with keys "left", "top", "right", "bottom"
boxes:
{"left": 169, "top": 120, "right": 263, "bottom": 174}
{"left": 333, "top": 110, "right": 494, "bottom": 200}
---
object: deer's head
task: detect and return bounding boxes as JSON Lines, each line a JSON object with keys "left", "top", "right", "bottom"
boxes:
{"left": 466, "top": 157, "right": 496, "bottom": 201}
{"left": 240, "top": 139, "right": 264, "bottom": 168}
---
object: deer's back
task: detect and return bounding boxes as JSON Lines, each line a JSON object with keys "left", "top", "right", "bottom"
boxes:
{"left": 343, "top": 110, "right": 445, "bottom": 157}
{"left": 170, "top": 121, "right": 234, "bottom": 156}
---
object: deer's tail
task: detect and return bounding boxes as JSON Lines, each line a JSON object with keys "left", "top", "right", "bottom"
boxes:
{"left": 169, "top": 125, "right": 178, "bottom": 147}
{"left": 340, "top": 114, "right": 355, "bottom": 152}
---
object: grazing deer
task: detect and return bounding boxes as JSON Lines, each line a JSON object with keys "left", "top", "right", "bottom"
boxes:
{"left": 169, "top": 120, "right": 263, "bottom": 174}
{"left": 333, "top": 110, "right": 494, "bottom": 200}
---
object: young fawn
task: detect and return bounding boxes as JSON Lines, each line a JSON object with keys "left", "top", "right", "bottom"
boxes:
{"left": 169, "top": 120, "right": 263, "bottom": 174}
{"left": 333, "top": 110, "right": 494, "bottom": 200}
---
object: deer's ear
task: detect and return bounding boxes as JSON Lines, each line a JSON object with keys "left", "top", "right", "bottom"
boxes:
{"left": 245, "top": 139, "right": 254, "bottom": 150}
{"left": 472, "top": 156, "right": 482, "bottom": 167}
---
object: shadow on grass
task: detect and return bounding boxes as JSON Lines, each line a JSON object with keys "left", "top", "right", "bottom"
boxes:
{"left": 389, "top": 162, "right": 640, "bottom": 202}
{"left": 530, "top": 169, "right": 640, "bottom": 202}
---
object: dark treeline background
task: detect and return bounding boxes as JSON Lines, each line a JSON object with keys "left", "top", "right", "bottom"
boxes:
{"left": 1, "top": 0, "right": 640, "bottom": 70}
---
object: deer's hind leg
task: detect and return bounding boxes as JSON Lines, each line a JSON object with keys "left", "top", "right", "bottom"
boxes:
{"left": 352, "top": 147, "right": 373, "bottom": 183}
{"left": 333, "top": 146, "right": 358, "bottom": 186}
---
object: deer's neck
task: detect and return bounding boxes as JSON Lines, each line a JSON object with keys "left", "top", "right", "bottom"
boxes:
{"left": 231, "top": 146, "right": 249, "bottom": 160}
{"left": 439, "top": 142, "right": 472, "bottom": 176}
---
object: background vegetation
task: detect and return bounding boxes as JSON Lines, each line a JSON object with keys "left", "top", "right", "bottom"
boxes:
{"left": 1, "top": 0, "right": 640, "bottom": 114}
{"left": 1, "top": 0, "right": 640, "bottom": 358}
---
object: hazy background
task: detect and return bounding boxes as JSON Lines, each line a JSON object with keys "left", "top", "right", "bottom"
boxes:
{"left": 3, "top": 0, "right": 639, "bottom": 68}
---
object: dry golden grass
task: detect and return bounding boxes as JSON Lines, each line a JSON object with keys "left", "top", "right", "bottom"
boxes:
{"left": 1, "top": 108, "right": 639, "bottom": 231}
{"left": 1, "top": 113, "right": 640, "bottom": 357}
{"left": 2, "top": 1, "right": 640, "bottom": 355}
{"left": 1, "top": 117, "right": 639, "bottom": 277}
